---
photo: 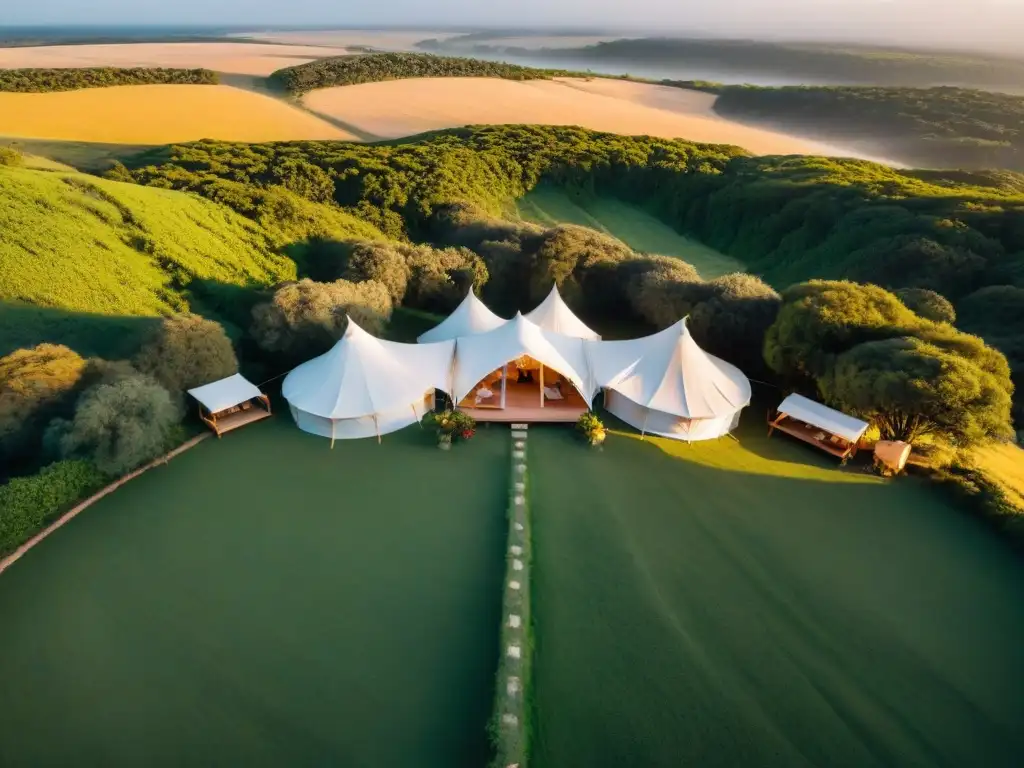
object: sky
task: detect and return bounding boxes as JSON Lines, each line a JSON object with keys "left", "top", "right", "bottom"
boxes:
{"left": 6, "top": 0, "right": 1023, "bottom": 55}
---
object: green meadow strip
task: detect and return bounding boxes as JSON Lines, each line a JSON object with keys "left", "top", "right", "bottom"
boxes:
{"left": 489, "top": 425, "right": 532, "bottom": 768}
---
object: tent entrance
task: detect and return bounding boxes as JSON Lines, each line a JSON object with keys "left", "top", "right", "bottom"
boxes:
{"left": 457, "top": 356, "right": 588, "bottom": 423}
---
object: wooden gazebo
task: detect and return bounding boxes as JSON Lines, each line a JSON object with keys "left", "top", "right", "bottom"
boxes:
{"left": 768, "top": 393, "right": 869, "bottom": 464}
{"left": 188, "top": 374, "right": 272, "bottom": 437}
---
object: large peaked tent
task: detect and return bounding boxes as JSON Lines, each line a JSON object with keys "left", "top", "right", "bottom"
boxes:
{"left": 587, "top": 319, "right": 751, "bottom": 441}
{"left": 452, "top": 313, "right": 593, "bottom": 404}
{"left": 417, "top": 289, "right": 507, "bottom": 343}
{"left": 283, "top": 319, "right": 454, "bottom": 442}
{"left": 525, "top": 285, "right": 601, "bottom": 340}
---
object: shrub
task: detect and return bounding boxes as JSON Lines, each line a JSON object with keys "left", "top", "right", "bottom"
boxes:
{"left": 896, "top": 287, "right": 957, "bottom": 324}
{"left": 625, "top": 256, "right": 706, "bottom": 329}
{"left": 343, "top": 241, "right": 410, "bottom": 304}
{"left": 0, "top": 146, "right": 23, "bottom": 167}
{"left": 687, "top": 273, "right": 781, "bottom": 373}
{"left": 56, "top": 375, "right": 183, "bottom": 475}
{"left": 134, "top": 314, "right": 238, "bottom": 394}
{"left": 0, "top": 344, "right": 86, "bottom": 467}
{"left": 0, "top": 460, "right": 107, "bottom": 556}
{"left": 250, "top": 278, "right": 393, "bottom": 362}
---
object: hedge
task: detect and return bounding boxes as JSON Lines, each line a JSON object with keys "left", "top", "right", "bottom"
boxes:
{"left": 0, "top": 460, "right": 106, "bottom": 556}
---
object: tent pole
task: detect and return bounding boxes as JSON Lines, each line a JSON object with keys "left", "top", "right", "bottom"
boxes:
{"left": 373, "top": 414, "right": 381, "bottom": 445}
{"left": 412, "top": 402, "right": 422, "bottom": 427}
{"left": 501, "top": 364, "right": 507, "bottom": 409}
{"left": 330, "top": 418, "right": 335, "bottom": 450}
{"left": 641, "top": 410, "right": 649, "bottom": 440}
{"left": 539, "top": 363, "right": 544, "bottom": 408}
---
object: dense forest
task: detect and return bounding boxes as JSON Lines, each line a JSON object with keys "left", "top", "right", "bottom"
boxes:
{"left": 268, "top": 53, "right": 576, "bottom": 95}
{"left": 539, "top": 38, "right": 1024, "bottom": 91}
{"left": 121, "top": 126, "right": 1024, "bottom": 425}
{"left": 674, "top": 83, "right": 1024, "bottom": 171}
{"left": 0, "top": 67, "right": 219, "bottom": 92}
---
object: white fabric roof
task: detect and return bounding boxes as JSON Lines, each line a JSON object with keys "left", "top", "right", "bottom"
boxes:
{"left": 525, "top": 285, "right": 601, "bottom": 340}
{"left": 778, "top": 394, "right": 869, "bottom": 443}
{"left": 187, "top": 373, "right": 262, "bottom": 414}
{"left": 417, "top": 289, "right": 507, "bottom": 343}
{"left": 283, "top": 319, "right": 455, "bottom": 420}
{"left": 452, "top": 313, "right": 593, "bottom": 404}
{"left": 586, "top": 319, "right": 751, "bottom": 419}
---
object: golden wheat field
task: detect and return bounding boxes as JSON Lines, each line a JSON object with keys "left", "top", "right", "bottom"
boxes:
{"left": 0, "top": 84, "right": 354, "bottom": 144}
{"left": 0, "top": 42, "right": 348, "bottom": 76}
{"left": 302, "top": 76, "right": 850, "bottom": 155}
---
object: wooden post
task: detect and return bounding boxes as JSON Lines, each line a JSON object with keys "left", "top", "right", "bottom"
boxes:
{"left": 539, "top": 363, "right": 545, "bottom": 408}
{"left": 500, "top": 364, "right": 507, "bottom": 409}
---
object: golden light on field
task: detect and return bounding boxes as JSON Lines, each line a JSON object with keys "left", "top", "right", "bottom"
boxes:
{"left": 0, "top": 85, "right": 355, "bottom": 144}
{"left": 302, "top": 77, "right": 849, "bottom": 156}
{"left": 0, "top": 42, "right": 349, "bottom": 77}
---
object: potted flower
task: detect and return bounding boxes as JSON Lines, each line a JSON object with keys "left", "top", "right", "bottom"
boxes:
{"left": 577, "top": 412, "right": 606, "bottom": 447}
{"left": 424, "top": 410, "right": 476, "bottom": 449}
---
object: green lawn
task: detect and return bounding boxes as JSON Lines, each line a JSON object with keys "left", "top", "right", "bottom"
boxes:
{"left": 0, "top": 417, "right": 509, "bottom": 767}
{"left": 515, "top": 183, "right": 746, "bottom": 279}
{"left": 528, "top": 418, "right": 1024, "bottom": 768}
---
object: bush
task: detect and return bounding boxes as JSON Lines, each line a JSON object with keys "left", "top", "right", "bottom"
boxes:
{"left": 250, "top": 278, "right": 393, "bottom": 362}
{"left": 0, "top": 344, "right": 86, "bottom": 468}
{"left": 0, "top": 460, "right": 107, "bottom": 556}
{"left": 55, "top": 375, "right": 182, "bottom": 475}
{"left": 896, "top": 287, "right": 957, "bottom": 324}
{"left": 688, "top": 273, "right": 781, "bottom": 374}
{"left": 134, "top": 314, "right": 238, "bottom": 394}
{"left": 0, "top": 146, "right": 23, "bottom": 167}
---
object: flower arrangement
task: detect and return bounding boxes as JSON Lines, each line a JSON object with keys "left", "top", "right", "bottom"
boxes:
{"left": 576, "top": 412, "right": 607, "bottom": 446}
{"left": 423, "top": 410, "right": 477, "bottom": 448}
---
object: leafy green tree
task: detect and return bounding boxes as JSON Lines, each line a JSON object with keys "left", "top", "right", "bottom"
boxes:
{"left": 343, "top": 242, "right": 410, "bottom": 304}
{"left": 0, "top": 344, "right": 86, "bottom": 467}
{"left": 896, "top": 287, "right": 957, "bottom": 324}
{"left": 764, "top": 281, "right": 921, "bottom": 381}
{"left": 250, "top": 278, "right": 392, "bottom": 362}
{"left": 56, "top": 375, "right": 182, "bottom": 475}
{"left": 820, "top": 337, "right": 1014, "bottom": 446}
{"left": 689, "top": 273, "right": 781, "bottom": 373}
{"left": 134, "top": 314, "right": 238, "bottom": 394}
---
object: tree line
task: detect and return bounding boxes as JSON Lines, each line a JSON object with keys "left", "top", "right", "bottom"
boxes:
{"left": 0, "top": 67, "right": 219, "bottom": 93}
{"left": 267, "top": 52, "right": 577, "bottom": 95}
{"left": 673, "top": 82, "right": 1024, "bottom": 171}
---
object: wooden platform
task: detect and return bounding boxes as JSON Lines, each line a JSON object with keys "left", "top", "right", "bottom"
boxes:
{"left": 459, "top": 380, "right": 587, "bottom": 424}
{"left": 768, "top": 415, "right": 857, "bottom": 462}
{"left": 209, "top": 407, "right": 272, "bottom": 436}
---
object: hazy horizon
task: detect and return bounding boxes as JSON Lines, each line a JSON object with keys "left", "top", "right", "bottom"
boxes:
{"left": 3, "top": 1, "right": 1022, "bottom": 56}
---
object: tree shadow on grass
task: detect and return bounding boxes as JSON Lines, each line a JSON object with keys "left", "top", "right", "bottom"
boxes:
{"left": 0, "top": 301, "right": 161, "bottom": 359}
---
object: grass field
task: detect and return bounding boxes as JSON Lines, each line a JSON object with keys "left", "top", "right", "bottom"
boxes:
{"left": 0, "top": 84, "right": 350, "bottom": 144}
{"left": 516, "top": 183, "right": 746, "bottom": 279}
{"left": 0, "top": 416, "right": 509, "bottom": 766}
{"left": 301, "top": 77, "right": 845, "bottom": 155}
{"left": 528, "top": 419, "right": 1024, "bottom": 767}
{"left": 975, "top": 442, "right": 1024, "bottom": 511}
{"left": 0, "top": 164, "right": 295, "bottom": 317}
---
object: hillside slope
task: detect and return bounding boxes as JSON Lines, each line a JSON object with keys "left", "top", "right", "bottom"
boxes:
{"left": 0, "top": 165, "right": 296, "bottom": 317}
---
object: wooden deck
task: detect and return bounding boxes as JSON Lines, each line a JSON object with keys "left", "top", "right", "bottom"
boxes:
{"left": 768, "top": 414, "right": 857, "bottom": 462}
{"left": 458, "top": 380, "right": 588, "bottom": 424}
{"left": 207, "top": 407, "right": 272, "bottom": 436}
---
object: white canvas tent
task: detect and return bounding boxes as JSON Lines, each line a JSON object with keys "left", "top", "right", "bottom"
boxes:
{"left": 452, "top": 313, "right": 593, "bottom": 405}
{"left": 525, "top": 285, "right": 601, "bottom": 340}
{"left": 417, "top": 289, "right": 507, "bottom": 343}
{"left": 283, "top": 319, "right": 455, "bottom": 444}
{"left": 587, "top": 319, "right": 751, "bottom": 441}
